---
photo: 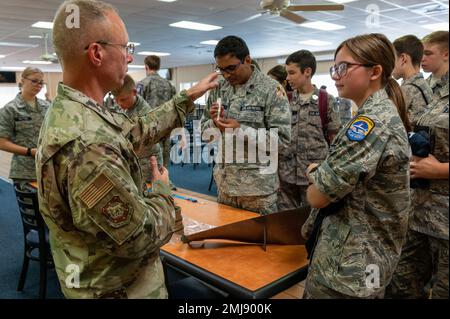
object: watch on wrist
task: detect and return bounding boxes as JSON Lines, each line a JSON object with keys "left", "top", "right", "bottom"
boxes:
{"left": 26, "top": 148, "right": 32, "bottom": 156}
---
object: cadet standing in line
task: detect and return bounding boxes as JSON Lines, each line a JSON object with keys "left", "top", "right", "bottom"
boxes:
{"left": 387, "top": 44, "right": 449, "bottom": 300}
{"left": 421, "top": 31, "right": 449, "bottom": 96}
{"left": 201, "top": 35, "right": 291, "bottom": 215}
{"left": 303, "top": 33, "right": 411, "bottom": 298}
{"left": 36, "top": 0, "right": 217, "bottom": 299}
{"left": 392, "top": 35, "right": 433, "bottom": 128}
{"left": 137, "top": 55, "right": 177, "bottom": 170}
{"left": 278, "top": 50, "right": 341, "bottom": 212}
{"left": 0, "top": 67, "right": 49, "bottom": 189}
{"left": 112, "top": 74, "right": 163, "bottom": 182}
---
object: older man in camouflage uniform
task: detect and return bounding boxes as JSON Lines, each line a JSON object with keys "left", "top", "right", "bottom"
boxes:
{"left": 387, "top": 63, "right": 449, "bottom": 300}
{"left": 392, "top": 35, "right": 433, "bottom": 128}
{"left": 36, "top": 0, "right": 217, "bottom": 299}
{"left": 201, "top": 36, "right": 290, "bottom": 215}
{"left": 112, "top": 74, "right": 163, "bottom": 182}
{"left": 278, "top": 50, "right": 341, "bottom": 213}
{"left": 137, "top": 55, "right": 177, "bottom": 169}
{"left": 0, "top": 68, "right": 49, "bottom": 187}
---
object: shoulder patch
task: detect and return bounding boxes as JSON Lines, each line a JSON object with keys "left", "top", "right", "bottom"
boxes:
{"left": 79, "top": 173, "right": 114, "bottom": 209}
{"left": 102, "top": 196, "right": 133, "bottom": 228}
{"left": 346, "top": 116, "right": 375, "bottom": 142}
{"left": 276, "top": 85, "right": 286, "bottom": 98}
{"left": 136, "top": 82, "right": 144, "bottom": 95}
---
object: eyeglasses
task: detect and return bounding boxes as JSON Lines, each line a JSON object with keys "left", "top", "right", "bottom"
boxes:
{"left": 330, "top": 62, "right": 374, "bottom": 78}
{"left": 84, "top": 41, "right": 135, "bottom": 55}
{"left": 24, "top": 78, "right": 45, "bottom": 86}
{"left": 215, "top": 61, "right": 242, "bottom": 75}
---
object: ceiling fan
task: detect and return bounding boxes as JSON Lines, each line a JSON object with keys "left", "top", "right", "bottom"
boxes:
{"left": 240, "top": 0, "right": 344, "bottom": 24}
{"left": 39, "top": 33, "right": 59, "bottom": 64}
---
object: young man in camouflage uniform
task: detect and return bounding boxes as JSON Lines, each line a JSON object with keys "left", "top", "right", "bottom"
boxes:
{"left": 36, "top": 0, "right": 217, "bottom": 299}
{"left": 392, "top": 35, "right": 433, "bottom": 128}
{"left": 421, "top": 31, "right": 449, "bottom": 97}
{"left": 387, "top": 33, "right": 449, "bottom": 300}
{"left": 137, "top": 55, "right": 177, "bottom": 170}
{"left": 0, "top": 67, "right": 49, "bottom": 189}
{"left": 112, "top": 74, "right": 163, "bottom": 183}
{"left": 201, "top": 35, "right": 291, "bottom": 215}
{"left": 278, "top": 50, "right": 341, "bottom": 212}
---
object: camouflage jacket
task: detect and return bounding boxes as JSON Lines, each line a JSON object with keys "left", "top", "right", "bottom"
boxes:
{"left": 307, "top": 89, "right": 410, "bottom": 297}
{"left": 401, "top": 72, "right": 433, "bottom": 127}
{"left": 0, "top": 93, "right": 49, "bottom": 180}
{"left": 279, "top": 86, "right": 341, "bottom": 186}
{"left": 124, "top": 95, "right": 162, "bottom": 183}
{"left": 409, "top": 77, "right": 449, "bottom": 240}
{"left": 136, "top": 73, "right": 176, "bottom": 109}
{"left": 427, "top": 71, "right": 449, "bottom": 97}
{"left": 201, "top": 67, "right": 291, "bottom": 197}
{"left": 36, "top": 83, "right": 194, "bottom": 298}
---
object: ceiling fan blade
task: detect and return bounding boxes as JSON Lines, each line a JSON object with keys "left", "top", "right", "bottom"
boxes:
{"left": 287, "top": 4, "right": 345, "bottom": 11}
{"left": 280, "top": 10, "right": 307, "bottom": 24}
{"left": 237, "top": 13, "right": 264, "bottom": 24}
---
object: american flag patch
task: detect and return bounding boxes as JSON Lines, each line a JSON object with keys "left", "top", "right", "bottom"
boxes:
{"left": 79, "top": 173, "right": 114, "bottom": 209}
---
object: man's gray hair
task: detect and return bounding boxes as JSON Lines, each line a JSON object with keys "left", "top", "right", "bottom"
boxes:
{"left": 52, "top": 0, "right": 118, "bottom": 64}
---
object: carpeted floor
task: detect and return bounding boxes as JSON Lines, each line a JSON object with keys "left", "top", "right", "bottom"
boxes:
{"left": 0, "top": 162, "right": 216, "bottom": 299}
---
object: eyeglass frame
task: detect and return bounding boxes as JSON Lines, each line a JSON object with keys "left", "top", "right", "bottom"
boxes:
{"left": 84, "top": 41, "right": 135, "bottom": 55}
{"left": 215, "top": 61, "right": 242, "bottom": 75}
{"left": 23, "top": 77, "right": 46, "bottom": 86}
{"left": 330, "top": 62, "right": 375, "bottom": 78}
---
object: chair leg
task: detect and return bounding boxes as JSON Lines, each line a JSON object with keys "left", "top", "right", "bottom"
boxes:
{"left": 17, "top": 250, "right": 30, "bottom": 292}
{"left": 39, "top": 251, "right": 47, "bottom": 299}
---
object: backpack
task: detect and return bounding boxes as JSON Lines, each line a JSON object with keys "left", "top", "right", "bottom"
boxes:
{"left": 318, "top": 87, "right": 330, "bottom": 144}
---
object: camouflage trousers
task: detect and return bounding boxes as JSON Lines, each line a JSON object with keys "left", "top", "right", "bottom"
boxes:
{"left": 277, "top": 181, "right": 308, "bottom": 211}
{"left": 217, "top": 191, "right": 278, "bottom": 215}
{"left": 386, "top": 229, "right": 449, "bottom": 299}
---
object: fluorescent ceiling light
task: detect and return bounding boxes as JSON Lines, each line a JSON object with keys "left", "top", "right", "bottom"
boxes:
{"left": 31, "top": 21, "right": 54, "bottom": 29}
{"left": 128, "top": 42, "right": 141, "bottom": 46}
{"left": 137, "top": 51, "right": 171, "bottom": 56}
{"left": 0, "top": 42, "right": 38, "bottom": 48}
{"left": 299, "top": 21, "right": 345, "bottom": 31}
{"left": 128, "top": 65, "right": 145, "bottom": 69}
{"left": 0, "top": 55, "right": 5, "bottom": 59}
{"left": 158, "top": 0, "right": 177, "bottom": 2}
{"left": 22, "top": 60, "right": 52, "bottom": 65}
{"left": 1, "top": 66, "right": 26, "bottom": 71}
{"left": 200, "top": 40, "right": 219, "bottom": 45}
{"left": 29, "top": 35, "right": 43, "bottom": 39}
{"left": 328, "top": 0, "right": 358, "bottom": 3}
{"left": 170, "top": 21, "right": 222, "bottom": 31}
{"left": 298, "top": 40, "right": 332, "bottom": 46}
{"left": 421, "top": 22, "right": 449, "bottom": 31}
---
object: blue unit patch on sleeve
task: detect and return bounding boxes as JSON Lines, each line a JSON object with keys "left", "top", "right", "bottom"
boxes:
{"left": 136, "top": 83, "right": 144, "bottom": 95}
{"left": 346, "top": 116, "right": 375, "bottom": 142}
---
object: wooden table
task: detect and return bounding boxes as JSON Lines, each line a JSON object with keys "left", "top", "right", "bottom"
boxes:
{"left": 164, "top": 192, "right": 308, "bottom": 299}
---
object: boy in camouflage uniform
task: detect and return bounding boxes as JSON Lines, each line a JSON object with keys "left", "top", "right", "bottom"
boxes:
{"left": 421, "top": 31, "right": 449, "bottom": 96}
{"left": 392, "top": 35, "right": 433, "bottom": 128}
{"left": 137, "top": 55, "right": 177, "bottom": 170}
{"left": 278, "top": 50, "right": 341, "bottom": 212}
{"left": 387, "top": 32, "right": 449, "bottom": 299}
{"left": 112, "top": 74, "right": 163, "bottom": 182}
